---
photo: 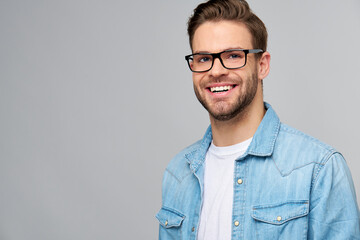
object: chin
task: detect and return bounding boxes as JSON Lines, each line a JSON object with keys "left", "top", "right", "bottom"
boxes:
{"left": 208, "top": 106, "right": 241, "bottom": 121}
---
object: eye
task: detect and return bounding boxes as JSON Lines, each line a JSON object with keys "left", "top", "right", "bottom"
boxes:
{"left": 223, "top": 51, "right": 245, "bottom": 60}
{"left": 229, "top": 54, "right": 241, "bottom": 59}
{"left": 198, "top": 56, "right": 211, "bottom": 63}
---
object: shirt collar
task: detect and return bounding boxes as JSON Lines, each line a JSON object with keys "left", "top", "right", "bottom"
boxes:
{"left": 186, "top": 102, "right": 281, "bottom": 172}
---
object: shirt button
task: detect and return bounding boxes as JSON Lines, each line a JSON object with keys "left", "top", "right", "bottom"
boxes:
{"left": 277, "top": 216, "right": 282, "bottom": 222}
{"left": 237, "top": 178, "right": 243, "bottom": 184}
{"left": 234, "top": 221, "right": 240, "bottom": 226}
{"left": 165, "top": 220, "right": 168, "bottom": 226}
{"left": 192, "top": 227, "right": 195, "bottom": 232}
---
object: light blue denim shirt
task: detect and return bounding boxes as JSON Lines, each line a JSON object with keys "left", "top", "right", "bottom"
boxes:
{"left": 157, "top": 103, "right": 360, "bottom": 240}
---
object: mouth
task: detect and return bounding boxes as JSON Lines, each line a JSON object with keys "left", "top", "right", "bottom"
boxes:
{"left": 208, "top": 85, "right": 236, "bottom": 93}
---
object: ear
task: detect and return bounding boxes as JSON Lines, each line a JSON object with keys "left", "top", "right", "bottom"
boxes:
{"left": 257, "top": 51, "right": 271, "bottom": 81}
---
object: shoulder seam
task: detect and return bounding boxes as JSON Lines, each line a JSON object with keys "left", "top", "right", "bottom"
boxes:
{"left": 280, "top": 124, "right": 333, "bottom": 152}
{"left": 310, "top": 151, "right": 339, "bottom": 194}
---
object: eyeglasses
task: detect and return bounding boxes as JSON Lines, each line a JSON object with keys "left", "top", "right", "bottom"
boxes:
{"left": 185, "top": 49, "right": 263, "bottom": 73}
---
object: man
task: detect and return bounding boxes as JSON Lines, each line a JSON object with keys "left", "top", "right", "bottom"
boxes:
{"left": 156, "top": 0, "right": 360, "bottom": 239}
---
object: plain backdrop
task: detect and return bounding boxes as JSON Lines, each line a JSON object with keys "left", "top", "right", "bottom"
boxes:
{"left": 0, "top": 0, "right": 359, "bottom": 239}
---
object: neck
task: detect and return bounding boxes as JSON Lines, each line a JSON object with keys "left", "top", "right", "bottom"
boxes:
{"left": 210, "top": 96, "right": 265, "bottom": 147}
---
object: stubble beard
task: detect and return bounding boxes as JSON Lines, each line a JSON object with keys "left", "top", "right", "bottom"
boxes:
{"left": 194, "top": 72, "right": 259, "bottom": 121}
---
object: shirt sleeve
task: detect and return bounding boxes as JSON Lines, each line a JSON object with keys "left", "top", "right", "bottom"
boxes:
{"left": 308, "top": 152, "right": 360, "bottom": 239}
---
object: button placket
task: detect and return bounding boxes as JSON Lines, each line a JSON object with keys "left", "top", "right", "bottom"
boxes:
{"left": 232, "top": 158, "right": 248, "bottom": 239}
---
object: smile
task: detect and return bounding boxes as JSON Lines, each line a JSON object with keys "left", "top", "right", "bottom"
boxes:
{"left": 209, "top": 85, "right": 235, "bottom": 93}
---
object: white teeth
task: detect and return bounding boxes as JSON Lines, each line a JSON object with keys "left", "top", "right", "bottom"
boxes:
{"left": 210, "top": 85, "right": 233, "bottom": 93}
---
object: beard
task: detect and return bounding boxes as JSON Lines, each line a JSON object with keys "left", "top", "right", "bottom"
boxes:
{"left": 194, "top": 72, "right": 258, "bottom": 121}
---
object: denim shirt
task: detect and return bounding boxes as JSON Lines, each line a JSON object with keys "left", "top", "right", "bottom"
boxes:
{"left": 157, "top": 103, "right": 360, "bottom": 240}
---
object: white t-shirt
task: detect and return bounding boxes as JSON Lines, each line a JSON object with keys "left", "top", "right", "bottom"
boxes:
{"left": 197, "top": 138, "right": 252, "bottom": 240}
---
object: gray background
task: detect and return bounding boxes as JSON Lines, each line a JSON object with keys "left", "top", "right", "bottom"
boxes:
{"left": 0, "top": 0, "right": 359, "bottom": 239}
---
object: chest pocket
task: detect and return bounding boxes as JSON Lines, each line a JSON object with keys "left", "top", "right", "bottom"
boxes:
{"left": 156, "top": 206, "right": 185, "bottom": 239}
{"left": 156, "top": 206, "right": 185, "bottom": 228}
{"left": 251, "top": 200, "right": 309, "bottom": 240}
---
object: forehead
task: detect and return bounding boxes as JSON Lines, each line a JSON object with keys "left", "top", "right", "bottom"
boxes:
{"left": 192, "top": 20, "right": 253, "bottom": 53}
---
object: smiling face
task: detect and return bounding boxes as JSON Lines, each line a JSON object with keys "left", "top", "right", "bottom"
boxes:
{"left": 192, "top": 20, "right": 262, "bottom": 121}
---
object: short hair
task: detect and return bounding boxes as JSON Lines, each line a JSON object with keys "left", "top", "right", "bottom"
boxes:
{"left": 187, "top": 0, "right": 268, "bottom": 58}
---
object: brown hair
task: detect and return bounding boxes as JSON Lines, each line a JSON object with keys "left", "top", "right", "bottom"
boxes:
{"left": 187, "top": 0, "right": 267, "bottom": 57}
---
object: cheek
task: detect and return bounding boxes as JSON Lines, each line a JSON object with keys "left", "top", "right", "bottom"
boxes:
{"left": 192, "top": 74, "right": 205, "bottom": 88}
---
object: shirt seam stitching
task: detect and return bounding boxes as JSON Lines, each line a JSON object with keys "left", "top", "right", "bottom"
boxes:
{"left": 310, "top": 151, "right": 338, "bottom": 194}
{"left": 165, "top": 168, "right": 182, "bottom": 183}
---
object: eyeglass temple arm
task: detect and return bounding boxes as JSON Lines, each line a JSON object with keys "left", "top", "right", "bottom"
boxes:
{"left": 248, "top": 49, "right": 263, "bottom": 53}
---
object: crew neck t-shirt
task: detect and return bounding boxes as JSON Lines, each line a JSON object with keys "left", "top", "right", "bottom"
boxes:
{"left": 197, "top": 138, "right": 252, "bottom": 240}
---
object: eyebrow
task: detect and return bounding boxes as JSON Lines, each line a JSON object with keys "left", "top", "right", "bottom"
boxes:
{"left": 193, "top": 47, "right": 246, "bottom": 54}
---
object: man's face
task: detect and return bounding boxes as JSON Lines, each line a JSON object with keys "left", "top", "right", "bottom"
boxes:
{"left": 192, "top": 20, "right": 260, "bottom": 121}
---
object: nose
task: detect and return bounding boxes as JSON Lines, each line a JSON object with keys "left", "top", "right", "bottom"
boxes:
{"left": 209, "top": 58, "right": 228, "bottom": 77}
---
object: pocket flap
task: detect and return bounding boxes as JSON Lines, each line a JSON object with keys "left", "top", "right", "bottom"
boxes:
{"left": 156, "top": 207, "right": 185, "bottom": 228}
{"left": 251, "top": 200, "right": 309, "bottom": 225}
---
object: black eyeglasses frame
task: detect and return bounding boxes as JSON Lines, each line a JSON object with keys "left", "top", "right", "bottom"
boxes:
{"left": 185, "top": 49, "right": 264, "bottom": 73}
